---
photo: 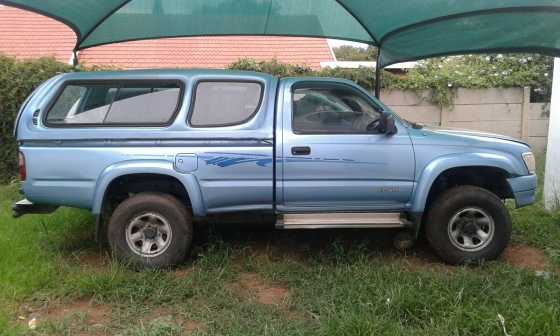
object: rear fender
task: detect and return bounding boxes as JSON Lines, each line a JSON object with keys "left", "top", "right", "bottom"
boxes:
{"left": 92, "top": 160, "right": 205, "bottom": 216}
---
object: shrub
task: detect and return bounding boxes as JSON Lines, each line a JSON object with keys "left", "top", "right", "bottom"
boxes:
{"left": 229, "top": 55, "right": 553, "bottom": 107}
{"left": 229, "top": 58, "right": 314, "bottom": 77}
{"left": 229, "top": 58, "right": 379, "bottom": 91}
{"left": 0, "top": 56, "right": 73, "bottom": 182}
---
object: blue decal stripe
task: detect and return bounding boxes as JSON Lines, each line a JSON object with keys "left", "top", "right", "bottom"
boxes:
{"left": 201, "top": 153, "right": 384, "bottom": 168}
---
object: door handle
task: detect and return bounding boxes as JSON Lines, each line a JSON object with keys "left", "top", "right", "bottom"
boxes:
{"left": 291, "top": 146, "right": 311, "bottom": 156}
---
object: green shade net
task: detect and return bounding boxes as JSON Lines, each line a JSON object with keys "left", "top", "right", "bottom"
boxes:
{"left": 2, "top": 0, "right": 560, "bottom": 67}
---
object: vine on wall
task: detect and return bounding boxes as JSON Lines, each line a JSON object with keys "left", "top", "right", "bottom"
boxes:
{"left": 230, "top": 54, "right": 553, "bottom": 108}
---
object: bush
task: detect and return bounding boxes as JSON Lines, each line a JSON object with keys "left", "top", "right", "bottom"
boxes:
{"left": 229, "top": 58, "right": 379, "bottom": 91}
{"left": 0, "top": 55, "right": 73, "bottom": 182}
{"left": 229, "top": 55, "right": 553, "bottom": 107}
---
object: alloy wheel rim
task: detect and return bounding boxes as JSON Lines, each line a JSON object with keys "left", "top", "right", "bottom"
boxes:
{"left": 125, "top": 212, "right": 173, "bottom": 258}
{"left": 447, "top": 207, "right": 495, "bottom": 252}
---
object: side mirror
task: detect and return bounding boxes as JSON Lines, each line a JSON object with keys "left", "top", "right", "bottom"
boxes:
{"left": 380, "top": 113, "right": 397, "bottom": 135}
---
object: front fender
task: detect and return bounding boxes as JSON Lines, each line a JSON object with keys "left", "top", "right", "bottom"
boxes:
{"left": 91, "top": 159, "right": 205, "bottom": 217}
{"left": 411, "top": 152, "right": 525, "bottom": 212}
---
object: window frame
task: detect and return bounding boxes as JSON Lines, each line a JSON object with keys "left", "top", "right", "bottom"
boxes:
{"left": 187, "top": 79, "right": 265, "bottom": 128}
{"left": 291, "top": 81, "right": 386, "bottom": 135}
{"left": 43, "top": 79, "right": 185, "bottom": 128}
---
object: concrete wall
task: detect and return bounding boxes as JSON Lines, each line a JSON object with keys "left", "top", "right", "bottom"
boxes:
{"left": 381, "top": 87, "right": 550, "bottom": 152}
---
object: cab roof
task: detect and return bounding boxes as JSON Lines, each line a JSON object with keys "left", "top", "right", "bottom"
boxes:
{"left": 59, "top": 68, "right": 276, "bottom": 81}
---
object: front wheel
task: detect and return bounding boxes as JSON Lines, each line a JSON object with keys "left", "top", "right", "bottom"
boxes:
{"left": 425, "top": 186, "right": 511, "bottom": 265}
{"left": 107, "top": 192, "right": 193, "bottom": 268}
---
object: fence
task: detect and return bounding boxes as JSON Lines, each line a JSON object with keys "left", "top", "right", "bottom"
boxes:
{"left": 381, "top": 87, "right": 550, "bottom": 152}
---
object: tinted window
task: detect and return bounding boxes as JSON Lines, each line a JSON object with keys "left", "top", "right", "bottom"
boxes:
{"left": 292, "top": 85, "right": 381, "bottom": 134}
{"left": 46, "top": 82, "right": 181, "bottom": 126}
{"left": 190, "top": 81, "right": 262, "bottom": 127}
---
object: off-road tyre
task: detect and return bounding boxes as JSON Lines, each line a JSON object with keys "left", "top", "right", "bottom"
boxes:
{"left": 107, "top": 192, "right": 193, "bottom": 269}
{"left": 425, "top": 186, "right": 511, "bottom": 265}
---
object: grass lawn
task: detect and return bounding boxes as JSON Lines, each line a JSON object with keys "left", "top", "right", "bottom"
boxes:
{"left": 0, "top": 159, "right": 559, "bottom": 335}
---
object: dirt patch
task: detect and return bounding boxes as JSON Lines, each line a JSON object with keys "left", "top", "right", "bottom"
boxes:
{"left": 147, "top": 307, "right": 174, "bottom": 320}
{"left": 229, "top": 273, "right": 289, "bottom": 305}
{"left": 47, "top": 299, "right": 109, "bottom": 324}
{"left": 503, "top": 244, "right": 547, "bottom": 271}
{"left": 21, "top": 298, "right": 111, "bottom": 334}
{"left": 146, "top": 307, "right": 205, "bottom": 334}
{"left": 183, "top": 320, "right": 206, "bottom": 333}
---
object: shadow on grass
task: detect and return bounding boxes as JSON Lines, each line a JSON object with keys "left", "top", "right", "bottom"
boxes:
{"left": 187, "top": 221, "right": 449, "bottom": 273}
{"left": 50, "top": 211, "right": 440, "bottom": 271}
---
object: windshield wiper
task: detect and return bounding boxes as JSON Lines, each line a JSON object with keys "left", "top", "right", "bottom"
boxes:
{"left": 403, "top": 119, "right": 424, "bottom": 129}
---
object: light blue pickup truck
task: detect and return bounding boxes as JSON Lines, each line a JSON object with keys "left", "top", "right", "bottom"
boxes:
{"left": 13, "top": 69, "right": 537, "bottom": 268}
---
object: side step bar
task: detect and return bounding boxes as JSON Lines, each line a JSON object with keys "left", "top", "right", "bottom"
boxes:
{"left": 277, "top": 213, "right": 410, "bottom": 230}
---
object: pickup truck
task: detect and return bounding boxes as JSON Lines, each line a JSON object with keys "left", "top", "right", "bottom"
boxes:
{"left": 13, "top": 69, "right": 537, "bottom": 268}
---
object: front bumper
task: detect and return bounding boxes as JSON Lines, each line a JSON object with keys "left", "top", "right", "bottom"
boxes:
{"left": 12, "top": 199, "right": 58, "bottom": 218}
{"left": 507, "top": 174, "right": 538, "bottom": 208}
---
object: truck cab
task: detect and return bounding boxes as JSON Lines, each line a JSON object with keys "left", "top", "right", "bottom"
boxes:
{"left": 13, "top": 69, "right": 537, "bottom": 268}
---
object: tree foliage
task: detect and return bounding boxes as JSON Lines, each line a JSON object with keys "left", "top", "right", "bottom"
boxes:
{"left": 387, "top": 55, "right": 553, "bottom": 107}
{"left": 332, "top": 45, "right": 378, "bottom": 61}
{"left": 231, "top": 54, "right": 553, "bottom": 108}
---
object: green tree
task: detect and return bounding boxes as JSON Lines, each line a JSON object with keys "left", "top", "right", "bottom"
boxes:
{"left": 333, "top": 45, "right": 378, "bottom": 61}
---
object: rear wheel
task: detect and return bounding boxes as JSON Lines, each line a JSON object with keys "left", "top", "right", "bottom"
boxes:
{"left": 425, "top": 186, "right": 511, "bottom": 265}
{"left": 107, "top": 192, "right": 193, "bottom": 268}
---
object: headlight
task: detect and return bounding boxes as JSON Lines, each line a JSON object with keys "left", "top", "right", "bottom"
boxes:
{"left": 522, "top": 152, "right": 536, "bottom": 175}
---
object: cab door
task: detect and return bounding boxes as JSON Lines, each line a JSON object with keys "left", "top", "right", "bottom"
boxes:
{"left": 278, "top": 80, "right": 415, "bottom": 212}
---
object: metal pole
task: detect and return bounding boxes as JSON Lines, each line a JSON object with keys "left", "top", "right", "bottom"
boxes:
{"left": 375, "top": 53, "right": 381, "bottom": 98}
{"left": 72, "top": 50, "right": 79, "bottom": 68}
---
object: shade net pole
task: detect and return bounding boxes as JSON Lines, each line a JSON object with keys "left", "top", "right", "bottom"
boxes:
{"left": 375, "top": 53, "right": 381, "bottom": 98}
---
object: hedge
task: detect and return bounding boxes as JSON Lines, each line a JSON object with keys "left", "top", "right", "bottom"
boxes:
{"left": 0, "top": 56, "right": 74, "bottom": 183}
{"left": 0, "top": 54, "right": 552, "bottom": 182}
{"left": 230, "top": 55, "right": 553, "bottom": 107}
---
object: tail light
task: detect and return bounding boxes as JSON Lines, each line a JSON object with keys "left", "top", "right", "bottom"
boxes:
{"left": 18, "top": 152, "right": 26, "bottom": 181}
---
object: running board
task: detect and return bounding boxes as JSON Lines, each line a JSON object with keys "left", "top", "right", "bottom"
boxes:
{"left": 277, "top": 213, "right": 410, "bottom": 230}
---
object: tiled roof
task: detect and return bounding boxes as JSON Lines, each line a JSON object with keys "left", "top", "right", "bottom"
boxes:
{"left": 0, "top": 5, "right": 76, "bottom": 63}
{"left": 0, "top": 6, "right": 335, "bottom": 70}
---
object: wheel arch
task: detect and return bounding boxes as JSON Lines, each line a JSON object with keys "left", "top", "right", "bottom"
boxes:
{"left": 92, "top": 160, "right": 205, "bottom": 217}
{"left": 411, "top": 152, "right": 522, "bottom": 213}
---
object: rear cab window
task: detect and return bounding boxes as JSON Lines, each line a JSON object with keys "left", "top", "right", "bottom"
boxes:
{"left": 45, "top": 80, "right": 183, "bottom": 127}
{"left": 188, "top": 81, "right": 263, "bottom": 127}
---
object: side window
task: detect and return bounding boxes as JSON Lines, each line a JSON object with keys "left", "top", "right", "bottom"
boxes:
{"left": 292, "top": 85, "right": 382, "bottom": 134}
{"left": 189, "top": 81, "right": 263, "bottom": 127}
{"left": 45, "top": 82, "right": 181, "bottom": 126}
{"left": 105, "top": 84, "right": 180, "bottom": 124}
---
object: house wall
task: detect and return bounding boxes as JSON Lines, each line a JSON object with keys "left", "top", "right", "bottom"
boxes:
{"left": 381, "top": 88, "right": 550, "bottom": 152}
{"left": 0, "top": 6, "right": 335, "bottom": 70}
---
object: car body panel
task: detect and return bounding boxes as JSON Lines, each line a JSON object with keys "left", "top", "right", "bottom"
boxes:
{"left": 407, "top": 126, "right": 532, "bottom": 212}
{"left": 14, "top": 69, "right": 536, "bottom": 221}
{"left": 507, "top": 174, "right": 538, "bottom": 208}
{"left": 17, "top": 70, "right": 276, "bottom": 217}
{"left": 277, "top": 78, "right": 415, "bottom": 212}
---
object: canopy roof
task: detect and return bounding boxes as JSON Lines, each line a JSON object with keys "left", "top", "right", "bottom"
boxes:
{"left": 2, "top": 0, "right": 560, "bottom": 67}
